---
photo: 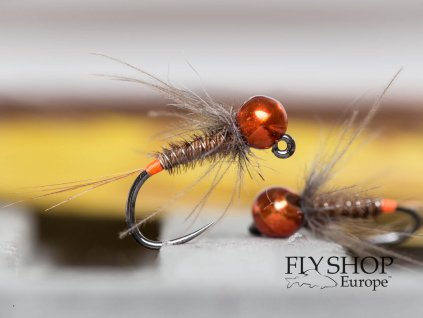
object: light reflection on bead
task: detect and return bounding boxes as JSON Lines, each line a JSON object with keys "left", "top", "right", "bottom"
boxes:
{"left": 236, "top": 96, "right": 288, "bottom": 149}
{"left": 252, "top": 187, "right": 303, "bottom": 238}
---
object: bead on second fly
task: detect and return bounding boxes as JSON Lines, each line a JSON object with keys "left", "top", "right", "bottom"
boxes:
{"left": 252, "top": 187, "right": 303, "bottom": 237}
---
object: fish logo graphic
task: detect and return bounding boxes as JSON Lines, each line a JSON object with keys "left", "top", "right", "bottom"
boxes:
{"left": 285, "top": 269, "right": 338, "bottom": 289}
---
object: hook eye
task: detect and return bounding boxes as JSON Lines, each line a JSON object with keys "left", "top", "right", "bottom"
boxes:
{"left": 272, "top": 134, "right": 296, "bottom": 159}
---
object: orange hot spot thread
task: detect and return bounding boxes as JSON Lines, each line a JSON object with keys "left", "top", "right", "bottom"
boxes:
{"left": 252, "top": 187, "right": 303, "bottom": 237}
{"left": 236, "top": 95, "right": 288, "bottom": 149}
{"left": 380, "top": 198, "right": 398, "bottom": 214}
{"left": 145, "top": 159, "right": 163, "bottom": 176}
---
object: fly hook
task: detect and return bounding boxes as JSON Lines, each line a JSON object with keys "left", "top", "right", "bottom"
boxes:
{"left": 126, "top": 169, "right": 215, "bottom": 249}
{"left": 125, "top": 95, "right": 296, "bottom": 249}
{"left": 365, "top": 206, "right": 421, "bottom": 246}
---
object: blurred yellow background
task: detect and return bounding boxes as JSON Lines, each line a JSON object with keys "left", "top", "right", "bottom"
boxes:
{"left": 1, "top": 106, "right": 422, "bottom": 222}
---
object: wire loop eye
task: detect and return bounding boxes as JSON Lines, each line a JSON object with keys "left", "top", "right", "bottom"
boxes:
{"left": 272, "top": 134, "right": 296, "bottom": 159}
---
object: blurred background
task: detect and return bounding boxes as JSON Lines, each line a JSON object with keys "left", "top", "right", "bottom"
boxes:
{"left": 0, "top": 0, "right": 423, "bottom": 317}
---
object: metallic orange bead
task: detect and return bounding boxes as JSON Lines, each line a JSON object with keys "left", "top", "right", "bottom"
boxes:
{"left": 236, "top": 95, "right": 288, "bottom": 149}
{"left": 252, "top": 187, "right": 303, "bottom": 238}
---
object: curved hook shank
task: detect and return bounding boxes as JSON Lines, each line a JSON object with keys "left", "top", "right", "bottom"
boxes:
{"left": 126, "top": 170, "right": 215, "bottom": 250}
{"left": 366, "top": 206, "right": 421, "bottom": 246}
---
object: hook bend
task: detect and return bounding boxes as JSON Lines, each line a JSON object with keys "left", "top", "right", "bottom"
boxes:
{"left": 126, "top": 170, "right": 215, "bottom": 250}
{"left": 366, "top": 206, "right": 421, "bottom": 246}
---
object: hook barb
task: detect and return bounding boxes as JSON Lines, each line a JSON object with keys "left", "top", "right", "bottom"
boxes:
{"left": 126, "top": 170, "right": 214, "bottom": 250}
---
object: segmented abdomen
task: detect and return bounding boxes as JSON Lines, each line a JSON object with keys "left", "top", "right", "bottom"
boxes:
{"left": 309, "top": 197, "right": 382, "bottom": 219}
{"left": 156, "top": 129, "right": 233, "bottom": 174}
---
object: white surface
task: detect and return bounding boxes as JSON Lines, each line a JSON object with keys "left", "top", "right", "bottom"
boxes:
{"left": 0, "top": 211, "right": 422, "bottom": 318}
{"left": 0, "top": 207, "right": 34, "bottom": 272}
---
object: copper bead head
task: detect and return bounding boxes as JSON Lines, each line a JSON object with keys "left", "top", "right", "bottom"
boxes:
{"left": 236, "top": 96, "right": 288, "bottom": 149}
{"left": 252, "top": 187, "right": 303, "bottom": 238}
